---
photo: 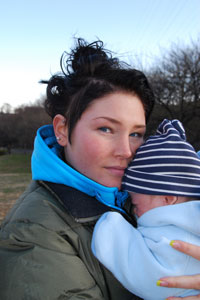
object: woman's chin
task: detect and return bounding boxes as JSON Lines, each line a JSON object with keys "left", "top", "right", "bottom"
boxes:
{"left": 101, "top": 180, "right": 122, "bottom": 190}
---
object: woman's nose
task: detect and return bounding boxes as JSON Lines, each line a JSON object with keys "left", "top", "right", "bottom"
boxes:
{"left": 114, "top": 137, "right": 133, "bottom": 159}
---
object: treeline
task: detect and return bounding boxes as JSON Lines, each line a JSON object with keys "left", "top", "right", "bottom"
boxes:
{"left": 147, "top": 39, "right": 200, "bottom": 150}
{"left": 0, "top": 103, "right": 51, "bottom": 153}
{"left": 0, "top": 38, "right": 200, "bottom": 153}
{"left": 145, "top": 39, "right": 200, "bottom": 150}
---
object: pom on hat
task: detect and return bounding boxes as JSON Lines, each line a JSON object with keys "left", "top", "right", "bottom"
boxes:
{"left": 122, "top": 119, "right": 200, "bottom": 197}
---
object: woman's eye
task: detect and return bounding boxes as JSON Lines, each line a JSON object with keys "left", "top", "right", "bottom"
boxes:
{"left": 130, "top": 132, "right": 143, "bottom": 138}
{"left": 99, "top": 127, "right": 111, "bottom": 133}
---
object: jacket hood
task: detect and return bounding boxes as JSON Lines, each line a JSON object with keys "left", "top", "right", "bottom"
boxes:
{"left": 31, "top": 125, "right": 128, "bottom": 213}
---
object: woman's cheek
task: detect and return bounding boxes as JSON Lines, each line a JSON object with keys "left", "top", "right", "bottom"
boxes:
{"left": 88, "top": 139, "right": 107, "bottom": 160}
{"left": 86, "top": 132, "right": 110, "bottom": 154}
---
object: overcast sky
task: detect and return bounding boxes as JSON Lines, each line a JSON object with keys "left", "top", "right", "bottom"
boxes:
{"left": 0, "top": 0, "right": 199, "bottom": 108}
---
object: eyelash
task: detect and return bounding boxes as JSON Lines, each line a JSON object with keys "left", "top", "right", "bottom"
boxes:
{"left": 130, "top": 132, "right": 144, "bottom": 138}
{"left": 99, "top": 127, "right": 144, "bottom": 139}
{"left": 99, "top": 127, "right": 111, "bottom": 133}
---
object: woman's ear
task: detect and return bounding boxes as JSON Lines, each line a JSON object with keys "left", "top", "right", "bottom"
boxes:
{"left": 53, "top": 114, "right": 69, "bottom": 146}
{"left": 164, "top": 195, "right": 178, "bottom": 205}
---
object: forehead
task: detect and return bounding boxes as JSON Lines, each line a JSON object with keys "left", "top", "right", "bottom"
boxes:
{"left": 82, "top": 92, "right": 146, "bottom": 124}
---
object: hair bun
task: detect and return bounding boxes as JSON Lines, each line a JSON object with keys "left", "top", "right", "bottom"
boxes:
{"left": 61, "top": 38, "right": 119, "bottom": 76}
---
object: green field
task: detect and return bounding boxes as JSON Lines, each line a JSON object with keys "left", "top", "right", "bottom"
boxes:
{"left": 0, "top": 154, "right": 32, "bottom": 222}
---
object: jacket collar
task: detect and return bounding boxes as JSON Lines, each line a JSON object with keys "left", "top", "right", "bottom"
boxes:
{"left": 42, "top": 181, "right": 136, "bottom": 226}
{"left": 43, "top": 181, "right": 111, "bottom": 222}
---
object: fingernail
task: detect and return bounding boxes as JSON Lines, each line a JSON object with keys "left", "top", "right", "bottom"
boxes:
{"left": 157, "top": 280, "right": 169, "bottom": 287}
{"left": 170, "top": 240, "right": 180, "bottom": 249}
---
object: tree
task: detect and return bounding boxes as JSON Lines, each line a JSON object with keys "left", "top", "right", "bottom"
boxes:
{"left": 147, "top": 38, "right": 200, "bottom": 150}
{"left": 0, "top": 100, "right": 51, "bottom": 152}
{"left": 0, "top": 103, "right": 12, "bottom": 114}
{"left": 14, "top": 104, "right": 51, "bottom": 149}
{"left": 0, "top": 112, "right": 18, "bottom": 153}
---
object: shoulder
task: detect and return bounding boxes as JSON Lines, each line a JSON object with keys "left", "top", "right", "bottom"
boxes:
{"left": 0, "top": 180, "right": 81, "bottom": 238}
{"left": 0, "top": 180, "right": 88, "bottom": 265}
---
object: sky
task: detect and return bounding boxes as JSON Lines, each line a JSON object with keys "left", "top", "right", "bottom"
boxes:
{"left": 0, "top": 0, "right": 199, "bottom": 109}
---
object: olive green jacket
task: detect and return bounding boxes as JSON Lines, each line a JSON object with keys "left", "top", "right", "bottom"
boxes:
{"left": 0, "top": 181, "right": 139, "bottom": 300}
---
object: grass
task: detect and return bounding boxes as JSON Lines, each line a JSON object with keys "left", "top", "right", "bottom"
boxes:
{"left": 0, "top": 154, "right": 32, "bottom": 222}
{"left": 0, "top": 153, "right": 31, "bottom": 173}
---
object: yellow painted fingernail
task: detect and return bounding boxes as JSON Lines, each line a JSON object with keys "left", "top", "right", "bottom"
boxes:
{"left": 170, "top": 240, "right": 180, "bottom": 249}
{"left": 156, "top": 280, "right": 169, "bottom": 287}
{"left": 157, "top": 280, "right": 161, "bottom": 286}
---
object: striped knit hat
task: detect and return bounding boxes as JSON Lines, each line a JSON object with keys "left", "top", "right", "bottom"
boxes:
{"left": 122, "top": 119, "right": 200, "bottom": 197}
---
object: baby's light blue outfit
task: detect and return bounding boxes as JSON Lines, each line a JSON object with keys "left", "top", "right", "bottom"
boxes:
{"left": 92, "top": 201, "right": 200, "bottom": 300}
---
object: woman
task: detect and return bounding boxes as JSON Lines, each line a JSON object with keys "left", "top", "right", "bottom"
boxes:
{"left": 0, "top": 38, "right": 199, "bottom": 300}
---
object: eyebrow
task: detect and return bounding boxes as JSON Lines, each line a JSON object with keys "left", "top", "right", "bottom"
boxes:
{"left": 93, "top": 117, "right": 146, "bottom": 128}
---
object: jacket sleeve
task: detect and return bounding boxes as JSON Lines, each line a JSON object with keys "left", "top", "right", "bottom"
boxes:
{"left": 91, "top": 211, "right": 200, "bottom": 300}
{"left": 0, "top": 221, "right": 106, "bottom": 300}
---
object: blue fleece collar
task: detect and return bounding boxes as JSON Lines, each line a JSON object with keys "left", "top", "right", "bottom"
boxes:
{"left": 31, "top": 125, "right": 128, "bottom": 213}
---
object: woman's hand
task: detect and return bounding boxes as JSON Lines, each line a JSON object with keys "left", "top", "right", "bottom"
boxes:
{"left": 158, "top": 240, "right": 200, "bottom": 300}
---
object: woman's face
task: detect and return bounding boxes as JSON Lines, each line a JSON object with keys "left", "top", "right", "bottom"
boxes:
{"left": 64, "top": 92, "right": 146, "bottom": 189}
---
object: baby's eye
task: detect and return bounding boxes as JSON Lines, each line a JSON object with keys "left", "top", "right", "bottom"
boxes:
{"left": 99, "top": 127, "right": 111, "bottom": 133}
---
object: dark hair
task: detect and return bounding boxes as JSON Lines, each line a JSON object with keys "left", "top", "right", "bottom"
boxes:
{"left": 42, "top": 38, "right": 155, "bottom": 143}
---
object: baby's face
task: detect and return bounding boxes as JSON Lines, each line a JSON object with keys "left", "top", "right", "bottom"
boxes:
{"left": 130, "top": 193, "right": 165, "bottom": 217}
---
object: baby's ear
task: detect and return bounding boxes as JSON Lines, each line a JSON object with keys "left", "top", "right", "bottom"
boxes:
{"left": 164, "top": 195, "right": 178, "bottom": 205}
{"left": 53, "top": 114, "right": 69, "bottom": 146}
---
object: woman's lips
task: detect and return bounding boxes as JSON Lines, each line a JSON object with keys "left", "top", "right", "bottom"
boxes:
{"left": 105, "top": 167, "right": 126, "bottom": 176}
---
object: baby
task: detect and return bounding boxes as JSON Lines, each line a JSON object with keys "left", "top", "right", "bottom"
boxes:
{"left": 92, "top": 119, "right": 200, "bottom": 300}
